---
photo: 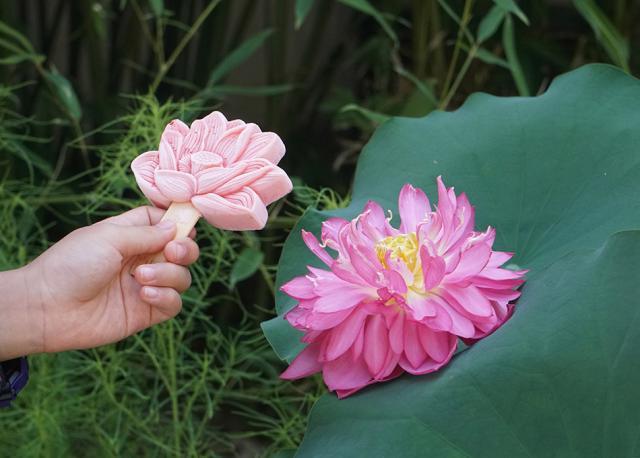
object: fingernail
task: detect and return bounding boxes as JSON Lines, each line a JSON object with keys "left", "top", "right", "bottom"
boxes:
{"left": 144, "top": 286, "right": 159, "bottom": 299}
{"left": 173, "top": 243, "right": 187, "bottom": 259}
{"left": 156, "top": 220, "right": 175, "bottom": 231}
{"left": 138, "top": 266, "right": 154, "bottom": 282}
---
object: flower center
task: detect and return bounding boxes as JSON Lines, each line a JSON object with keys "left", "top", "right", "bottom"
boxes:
{"left": 375, "top": 233, "right": 419, "bottom": 271}
{"left": 375, "top": 232, "right": 430, "bottom": 297}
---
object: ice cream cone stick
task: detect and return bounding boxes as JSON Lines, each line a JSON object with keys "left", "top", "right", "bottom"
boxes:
{"left": 130, "top": 202, "right": 201, "bottom": 273}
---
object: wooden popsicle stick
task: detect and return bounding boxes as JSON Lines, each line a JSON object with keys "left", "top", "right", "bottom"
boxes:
{"left": 130, "top": 202, "right": 201, "bottom": 273}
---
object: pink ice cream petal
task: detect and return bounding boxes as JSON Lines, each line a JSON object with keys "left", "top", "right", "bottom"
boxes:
{"left": 167, "top": 119, "right": 190, "bottom": 136}
{"left": 178, "top": 155, "right": 191, "bottom": 172}
{"left": 241, "top": 132, "right": 286, "bottom": 164}
{"left": 212, "top": 125, "right": 246, "bottom": 164}
{"left": 190, "top": 151, "right": 223, "bottom": 175}
{"left": 158, "top": 137, "right": 179, "bottom": 170}
{"left": 280, "top": 343, "right": 322, "bottom": 380}
{"left": 158, "top": 120, "right": 188, "bottom": 166}
{"left": 182, "top": 119, "right": 208, "bottom": 156}
{"left": 191, "top": 187, "right": 268, "bottom": 230}
{"left": 398, "top": 183, "right": 431, "bottom": 233}
{"left": 201, "top": 111, "right": 228, "bottom": 150}
{"left": 154, "top": 169, "right": 197, "bottom": 202}
{"left": 249, "top": 165, "right": 293, "bottom": 205}
{"left": 214, "top": 159, "right": 272, "bottom": 196}
{"left": 225, "top": 123, "right": 262, "bottom": 164}
{"left": 196, "top": 163, "right": 246, "bottom": 194}
{"left": 131, "top": 150, "right": 159, "bottom": 180}
{"left": 131, "top": 151, "right": 172, "bottom": 207}
{"left": 226, "top": 119, "right": 246, "bottom": 129}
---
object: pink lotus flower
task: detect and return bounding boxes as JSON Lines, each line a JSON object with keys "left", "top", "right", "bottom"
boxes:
{"left": 131, "top": 111, "right": 292, "bottom": 230}
{"left": 280, "top": 177, "right": 526, "bottom": 398}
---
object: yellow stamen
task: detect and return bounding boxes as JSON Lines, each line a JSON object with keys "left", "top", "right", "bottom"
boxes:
{"left": 375, "top": 233, "right": 419, "bottom": 270}
{"left": 375, "top": 232, "right": 428, "bottom": 296}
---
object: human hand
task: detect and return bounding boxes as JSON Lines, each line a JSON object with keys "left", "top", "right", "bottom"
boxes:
{"left": 4, "top": 206, "right": 199, "bottom": 358}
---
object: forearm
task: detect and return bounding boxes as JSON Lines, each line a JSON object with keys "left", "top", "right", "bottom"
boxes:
{"left": 0, "top": 266, "right": 43, "bottom": 361}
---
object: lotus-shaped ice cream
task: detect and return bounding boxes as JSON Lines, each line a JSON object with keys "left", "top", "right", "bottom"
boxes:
{"left": 131, "top": 111, "right": 292, "bottom": 230}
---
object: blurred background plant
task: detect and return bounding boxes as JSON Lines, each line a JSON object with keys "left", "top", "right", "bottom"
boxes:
{"left": 0, "top": 0, "right": 637, "bottom": 456}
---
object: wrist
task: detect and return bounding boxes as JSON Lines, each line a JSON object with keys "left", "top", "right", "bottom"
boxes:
{"left": 0, "top": 265, "right": 44, "bottom": 361}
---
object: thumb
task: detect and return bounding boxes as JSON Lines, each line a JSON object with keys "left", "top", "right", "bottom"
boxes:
{"left": 99, "top": 220, "right": 176, "bottom": 257}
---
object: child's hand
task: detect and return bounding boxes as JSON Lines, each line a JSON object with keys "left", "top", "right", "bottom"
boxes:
{"left": 23, "top": 206, "right": 199, "bottom": 355}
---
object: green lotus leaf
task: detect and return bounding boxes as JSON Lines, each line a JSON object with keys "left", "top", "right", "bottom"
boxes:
{"left": 263, "top": 64, "right": 640, "bottom": 455}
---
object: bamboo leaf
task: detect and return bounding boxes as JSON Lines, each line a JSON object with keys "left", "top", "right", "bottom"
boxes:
{"left": 337, "top": 0, "right": 397, "bottom": 43}
{"left": 492, "top": 0, "right": 529, "bottom": 25}
{"left": 295, "top": 0, "right": 316, "bottom": 29}
{"left": 477, "top": 5, "right": 506, "bottom": 43}
{"left": 0, "top": 20, "right": 36, "bottom": 52}
{"left": 573, "top": 0, "right": 629, "bottom": 72}
{"left": 474, "top": 47, "right": 510, "bottom": 68}
{"left": 204, "top": 84, "right": 294, "bottom": 97}
{"left": 0, "top": 53, "right": 45, "bottom": 65}
{"left": 230, "top": 247, "right": 264, "bottom": 288}
{"left": 43, "top": 68, "right": 83, "bottom": 120}
{"left": 340, "top": 104, "right": 391, "bottom": 125}
{"left": 148, "top": 0, "right": 164, "bottom": 17}
{"left": 207, "top": 29, "right": 274, "bottom": 86}
{"left": 502, "top": 14, "right": 530, "bottom": 96}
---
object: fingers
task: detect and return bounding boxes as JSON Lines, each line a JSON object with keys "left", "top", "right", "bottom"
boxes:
{"left": 101, "top": 206, "right": 167, "bottom": 227}
{"left": 135, "top": 263, "right": 192, "bottom": 292}
{"left": 98, "top": 220, "right": 177, "bottom": 257}
{"left": 163, "top": 238, "right": 200, "bottom": 265}
{"left": 139, "top": 286, "right": 182, "bottom": 320}
{"left": 99, "top": 206, "right": 197, "bottom": 239}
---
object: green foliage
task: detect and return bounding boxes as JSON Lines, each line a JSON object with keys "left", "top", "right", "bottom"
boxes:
{"left": 298, "top": 231, "right": 640, "bottom": 456}
{"left": 0, "top": 0, "right": 639, "bottom": 455}
{"left": 230, "top": 247, "right": 265, "bottom": 289}
{"left": 574, "top": 0, "right": 630, "bottom": 72}
{"left": 265, "top": 64, "right": 640, "bottom": 455}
